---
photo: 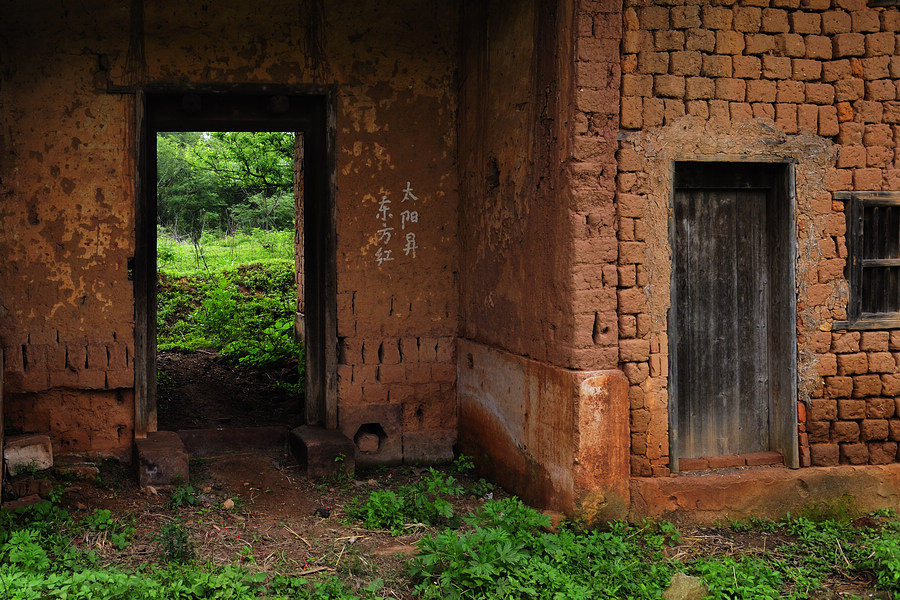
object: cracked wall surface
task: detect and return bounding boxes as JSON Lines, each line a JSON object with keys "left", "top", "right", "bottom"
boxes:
{"left": 0, "top": 0, "right": 459, "bottom": 460}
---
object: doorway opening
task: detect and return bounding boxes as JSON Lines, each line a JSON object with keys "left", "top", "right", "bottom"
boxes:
{"left": 154, "top": 130, "right": 304, "bottom": 430}
{"left": 669, "top": 161, "right": 798, "bottom": 472}
{"left": 134, "top": 90, "right": 337, "bottom": 440}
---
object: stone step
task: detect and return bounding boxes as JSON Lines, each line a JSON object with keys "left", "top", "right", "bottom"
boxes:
{"left": 177, "top": 426, "right": 290, "bottom": 457}
{"left": 289, "top": 426, "right": 355, "bottom": 479}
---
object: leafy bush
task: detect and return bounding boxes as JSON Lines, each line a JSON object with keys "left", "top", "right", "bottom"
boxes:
{"left": 157, "top": 258, "right": 304, "bottom": 377}
{"left": 410, "top": 499, "right": 676, "bottom": 600}
{"left": 346, "top": 468, "right": 464, "bottom": 535}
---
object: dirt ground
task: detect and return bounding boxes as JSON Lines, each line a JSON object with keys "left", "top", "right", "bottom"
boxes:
{"left": 53, "top": 450, "right": 491, "bottom": 598}
{"left": 157, "top": 350, "right": 304, "bottom": 430}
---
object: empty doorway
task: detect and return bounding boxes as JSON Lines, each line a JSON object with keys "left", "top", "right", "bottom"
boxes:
{"left": 669, "top": 161, "right": 797, "bottom": 470}
{"left": 134, "top": 90, "right": 337, "bottom": 438}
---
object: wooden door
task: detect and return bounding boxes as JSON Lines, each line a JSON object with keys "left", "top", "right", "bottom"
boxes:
{"left": 674, "top": 187, "right": 769, "bottom": 457}
{"left": 671, "top": 162, "right": 797, "bottom": 465}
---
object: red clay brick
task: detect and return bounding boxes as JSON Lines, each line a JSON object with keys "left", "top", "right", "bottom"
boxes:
{"left": 822, "top": 11, "right": 852, "bottom": 34}
{"left": 685, "top": 77, "right": 714, "bottom": 100}
{"left": 868, "top": 442, "right": 898, "bottom": 465}
{"left": 679, "top": 457, "right": 708, "bottom": 472}
{"left": 840, "top": 443, "right": 869, "bottom": 464}
{"left": 791, "top": 12, "right": 821, "bottom": 35}
{"left": 833, "top": 33, "right": 866, "bottom": 57}
{"left": 706, "top": 454, "right": 746, "bottom": 469}
{"left": 862, "top": 419, "right": 889, "bottom": 441}
{"left": 743, "top": 451, "right": 784, "bottom": 466}
{"left": 810, "top": 443, "right": 839, "bottom": 466}
{"left": 833, "top": 420, "right": 860, "bottom": 442}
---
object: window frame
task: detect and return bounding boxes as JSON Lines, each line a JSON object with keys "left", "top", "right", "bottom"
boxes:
{"left": 834, "top": 191, "right": 900, "bottom": 330}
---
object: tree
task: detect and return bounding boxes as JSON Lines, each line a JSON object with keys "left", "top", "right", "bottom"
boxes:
{"left": 156, "top": 131, "right": 296, "bottom": 237}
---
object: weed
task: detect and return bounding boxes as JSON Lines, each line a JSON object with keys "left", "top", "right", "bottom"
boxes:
{"left": 346, "top": 467, "right": 464, "bottom": 534}
{"left": 170, "top": 482, "right": 199, "bottom": 509}
{"left": 155, "top": 519, "right": 194, "bottom": 563}
{"left": 453, "top": 454, "right": 474, "bottom": 473}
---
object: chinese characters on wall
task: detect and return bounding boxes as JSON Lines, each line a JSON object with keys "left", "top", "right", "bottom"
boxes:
{"left": 374, "top": 181, "right": 419, "bottom": 266}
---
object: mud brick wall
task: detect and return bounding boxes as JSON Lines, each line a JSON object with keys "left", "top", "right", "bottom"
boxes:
{"left": 569, "top": 0, "right": 625, "bottom": 371}
{"left": 618, "top": 0, "right": 900, "bottom": 475}
{"left": 808, "top": 331, "right": 900, "bottom": 465}
{"left": 0, "top": 1, "right": 460, "bottom": 461}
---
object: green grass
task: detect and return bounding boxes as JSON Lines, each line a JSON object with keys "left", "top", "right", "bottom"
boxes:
{"left": 158, "top": 227, "right": 294, "bottom": 276}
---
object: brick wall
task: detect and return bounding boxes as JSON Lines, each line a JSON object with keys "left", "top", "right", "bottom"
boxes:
{"left": 618, "top": 0, "right": 900, "bottom": 475}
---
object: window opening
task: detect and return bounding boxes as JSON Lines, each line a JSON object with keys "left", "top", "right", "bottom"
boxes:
{"left": 838, "top": 192, "right": 900, "bottom": 329}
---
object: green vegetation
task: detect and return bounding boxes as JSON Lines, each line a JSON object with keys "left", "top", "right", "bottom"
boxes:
{"left": 155, "top": 131, "right": 302, "bottom": 381}
{"left": 345, "top": 468, "right": 464, "bottom": 535}
{"left": 157, "top": 240, "right": 302, "bottom": 377}
{"left": 157, "top": 132, "right": 295, "bottom": 241}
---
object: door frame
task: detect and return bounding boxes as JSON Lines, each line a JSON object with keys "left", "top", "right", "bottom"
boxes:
{"left": 133, "top": 86, "right": 338, "bottom": 437}
{"left": 668, "top": 159, "right": 799, "bottom": 472}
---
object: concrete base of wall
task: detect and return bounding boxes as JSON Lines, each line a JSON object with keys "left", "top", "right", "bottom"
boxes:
{"left": 457, "top": 340, "right": 629, "bottom": 522}
{"left": 630, "top": 464, "right": 900, "bottom": 526}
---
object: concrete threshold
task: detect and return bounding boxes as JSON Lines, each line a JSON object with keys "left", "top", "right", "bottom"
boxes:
{"left": 629, "top": 463, "right": 900, "bottom": 526}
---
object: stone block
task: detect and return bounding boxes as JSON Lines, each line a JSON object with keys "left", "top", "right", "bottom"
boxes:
{"left": 134, "top": 431, "right": 188, "bottom": 487}
{"left": 832, "top": 420, "right": 859, "bottom": 442}
{"left": 4, "top": 434, "right": 53, "bottom": 476}
{"left": 289, "top": 425, "right": 356, "bottom": 479}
